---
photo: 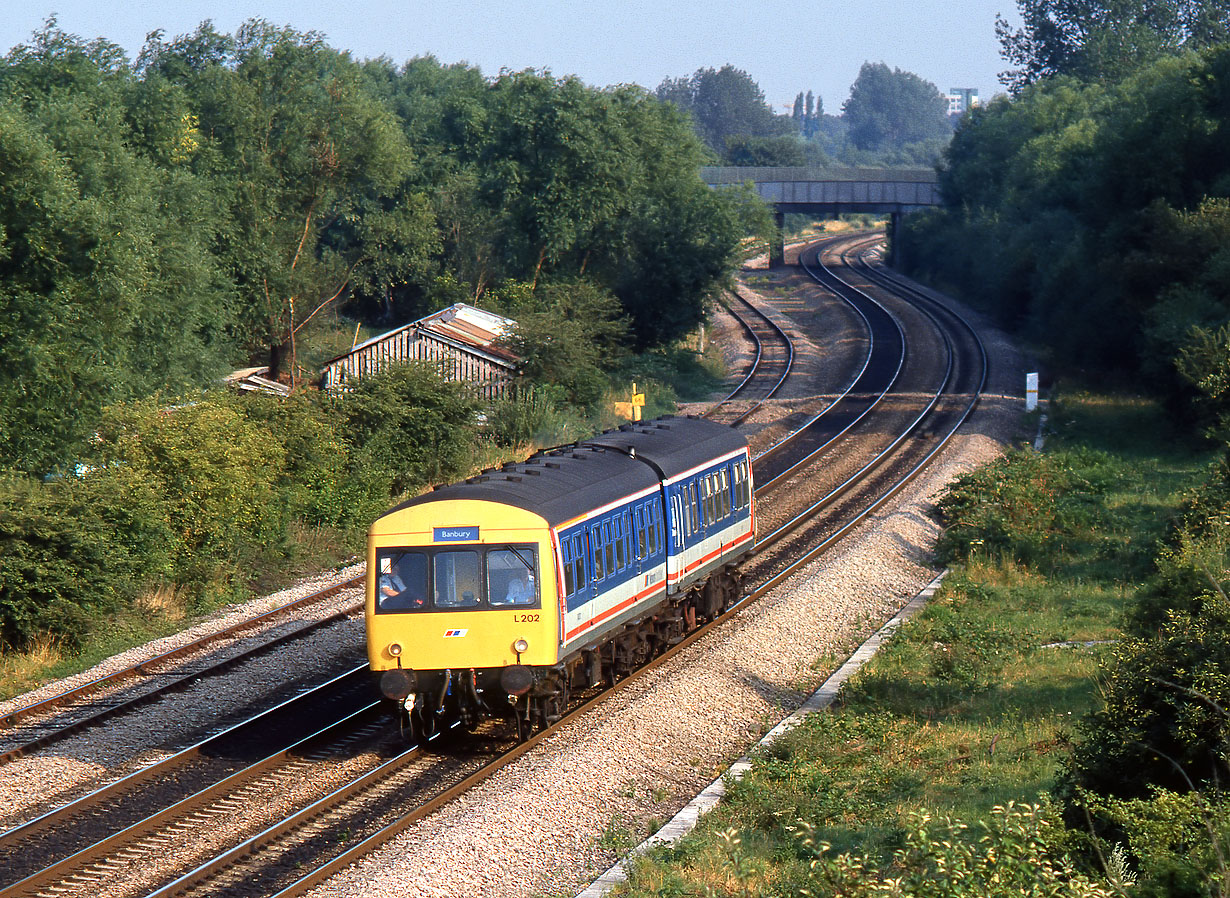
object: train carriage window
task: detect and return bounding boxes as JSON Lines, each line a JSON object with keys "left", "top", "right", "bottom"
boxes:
{"left": 604, "top": 521, "right": 615, "bottom": 573}
{"left": 614, "top": 515, "right": 626, "bottom": 570}
{"left": 650, "top": 504, "right": 661, "bottom": 555}
{"left": 671, "top": 495, "right": 684, "bottom": 548}
{"left": 720, "top": 468, "right": 731, "bottom": 517}
{"left": 704, "top": 475, "right": 716, "bottom": 525}
{"left": 488, "top": 547, "right": 537, "bottom": 606}
{"left": 592, "top": 526, "right": 605, "bottom": 581}
{"left": 434, "top": 550, "right": 480, "bottom": 607}
{"left": 376, "top": 551, "right": 429, "bottom": 613}
{"left": 572, "top": 534, "right": 586, "bottom": 593}
{"left": 636, "top": 507, "right": 647, "bottom": 559}
{"left": 689, "top": 482, "right": 700, "bottom": 532}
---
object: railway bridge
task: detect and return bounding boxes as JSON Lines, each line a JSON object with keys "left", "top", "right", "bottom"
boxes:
{"left": 701, "top": 166, "right": 941, "bottom": 267}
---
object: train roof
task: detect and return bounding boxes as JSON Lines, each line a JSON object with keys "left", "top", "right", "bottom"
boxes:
{"left": 377, "top": 416, "right": 748, "bottom": 529}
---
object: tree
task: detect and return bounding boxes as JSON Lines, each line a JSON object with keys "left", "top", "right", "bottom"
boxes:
{"left": 791, "top": 89, "right": 822, "bottom": 139}
{"left": 0, "top": 20, "right": 235, "bottom": 473}
{"left": 842, "top": 62, "right": 952, "bottom": 152}
{"left": 655, "top": 65, "right": 793, "bottom": 155}
{"left": 498, "top": 279, "right": 629, "bottom": 407}
{"left": 997, "top": 0, "right": 1230, "bottom": 92}
{"left": 142, "top": 20, "right": 429, "bottom": 384}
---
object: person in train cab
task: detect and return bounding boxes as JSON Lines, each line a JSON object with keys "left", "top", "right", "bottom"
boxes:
{"left": 498, "top": 570, "right": 534, "bottom": 606}
{"left": 379, "top": 556, "right": 426, "bottom": 609}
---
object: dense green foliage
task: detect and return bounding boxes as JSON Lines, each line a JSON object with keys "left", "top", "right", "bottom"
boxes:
{"left": 841, "top": 62, "right": 953, "bottom": 160}
{"left": 902, "top": 45, "right": 1230, "bottom": 409}
{"left": 0, "top": 18, "right": 747, "bottom": 476}
{"left": 997, "top": 0, "right": 1230, "bottom": 92}
{"left": 654, "top": 64, "right": 794, "bottom": 158}
{"left": 0, "top": 372, "right": 481, "bottom": 652}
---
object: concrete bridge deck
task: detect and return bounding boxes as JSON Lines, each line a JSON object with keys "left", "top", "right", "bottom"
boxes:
{"left": 702, "top": 167, "right": 941, "bottom": 265}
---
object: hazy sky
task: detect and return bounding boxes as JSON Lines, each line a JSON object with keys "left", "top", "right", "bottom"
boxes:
{"left": 2, "top": 1, "right": 1021, "bottom": 112}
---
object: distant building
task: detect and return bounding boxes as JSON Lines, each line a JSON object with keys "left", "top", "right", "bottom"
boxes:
{"left": 946, "top": 88, "right": 980, "bottom": 115}
{"left": 320, "top": 303, "right": 519, "bottom": 399}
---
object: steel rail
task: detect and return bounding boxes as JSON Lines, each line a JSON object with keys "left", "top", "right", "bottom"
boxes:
{"left": 704, "top": 290, "right": 794, "bottom": 427}
{"left": 0, "top": 665, "right": 374, "bottom": 897}
{"left": 751, "top": 235, "right": 963, "bottom": 557}
{"left": 752, "top": 238, "right": 907, "bottom": 491}
{"left": 0, "top": 577, "right": 364, "bottom": 764}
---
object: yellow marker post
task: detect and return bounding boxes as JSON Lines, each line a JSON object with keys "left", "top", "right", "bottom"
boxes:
{"left": 614, "top": 382, "right": 646, "bottom": 421}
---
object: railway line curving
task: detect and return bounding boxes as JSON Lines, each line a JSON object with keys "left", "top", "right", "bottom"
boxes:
{"left": 0, "top": 232, "right": 1028, "bottom": 895}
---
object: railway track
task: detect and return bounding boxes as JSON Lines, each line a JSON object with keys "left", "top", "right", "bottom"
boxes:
{"left": 703, "top": 290, "right": 794, "bottom": 427}
{"left": 0, "top": 232, "right": 991, "bottom": 897}
{"left": 0, "top": 574, "right": 365, "bottom": 764}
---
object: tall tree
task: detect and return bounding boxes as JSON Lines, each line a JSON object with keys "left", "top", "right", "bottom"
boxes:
{"left": 142, "top": 20, "right": 428, "bottom": 383}
{"left": 842, "top": 62, "right": 952, "bottom": 152}
{"left": 0, "top": 20, "right": 234, "bottom": 473}
{"left": 997, "top": 0, "right": 1230, "bottom": 91}
{"left": 655, "top": 64, "right": 793, "bottom": 155}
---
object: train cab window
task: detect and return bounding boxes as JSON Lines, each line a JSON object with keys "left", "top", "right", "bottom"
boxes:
{"left": 488, "top": 547, "right": 537, "bottom": 606}
{"left": 435, "top": 550, "right": 480, "bottom": 608}
{"left": 376, "top": 551, "right": 428, "bottom": 612}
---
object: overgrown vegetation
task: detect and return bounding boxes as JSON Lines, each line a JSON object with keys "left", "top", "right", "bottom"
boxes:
{"left": 0, "top": 17, "right": 753, "bottom": 477}
{"left": 901, "top": 40, "right": 1230, "bottom": 431}
{"left": 0, "top": 16, "right": 747, "bottom": 685}
{"left": 612, "top": 391, "right": 1230, "bottom": 897}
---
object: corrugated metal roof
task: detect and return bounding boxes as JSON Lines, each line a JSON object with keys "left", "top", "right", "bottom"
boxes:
{"left": 322, "top": 303, "right": 519, "bottom": 369}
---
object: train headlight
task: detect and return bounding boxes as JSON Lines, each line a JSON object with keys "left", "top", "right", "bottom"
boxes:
{"left": 388, "top": 642, "right": 403, "bottom": 657}
{"left": 513, "top": 638, "right": 529, "bottom": 654}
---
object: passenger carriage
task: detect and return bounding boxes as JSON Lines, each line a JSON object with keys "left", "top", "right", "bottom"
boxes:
{"left": 366, "top": 416, "right": 754, "bottom": 737}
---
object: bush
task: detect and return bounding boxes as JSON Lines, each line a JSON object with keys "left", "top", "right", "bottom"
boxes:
{"left": 0, "top": 474, "right": 158, "bottom": 650}
{"left": 794, "top": 802, "right": 1114, "bottom": 898}
{"left": 935, "top": 449, "right": 1111, "bottom": 568}
{"left": 340, "top": 363, "right": 483, "bottom": 497}
{"left": 93, "top": 397, "right": 287, "bottom": 568}
{"left": 1062, "top": 602, "right": 1230, "bottom": 802}
{"left": 1078, "top": 787, "right": 1230, "bottom": 898}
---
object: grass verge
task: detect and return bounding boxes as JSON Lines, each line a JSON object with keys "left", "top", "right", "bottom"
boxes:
{"left": 611, "top": 389, "right": 1215, "bottom": 897}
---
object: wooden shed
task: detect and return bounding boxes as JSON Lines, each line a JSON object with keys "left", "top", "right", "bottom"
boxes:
{"left": 320, "top": 304, "right": 518, "bottom": 400}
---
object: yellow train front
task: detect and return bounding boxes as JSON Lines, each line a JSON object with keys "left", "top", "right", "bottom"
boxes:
{"left": 366, "top": 416, "right": 754, "bottom": 738}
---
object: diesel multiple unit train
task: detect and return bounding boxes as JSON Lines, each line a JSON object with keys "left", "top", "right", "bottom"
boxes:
{"left": 366, "top": 416, "right": 755, "bottom": 736}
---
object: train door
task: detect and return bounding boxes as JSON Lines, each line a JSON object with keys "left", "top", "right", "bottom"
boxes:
{"left": 559, "top": 529, "right": 592, "bottom": 642}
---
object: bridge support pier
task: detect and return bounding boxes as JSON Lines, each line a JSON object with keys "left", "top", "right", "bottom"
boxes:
{"left": 769, "top": 212, "right": 785, "bottom": 268}
{"left": 888, "top": 212, "right": 902, "bottom": 269}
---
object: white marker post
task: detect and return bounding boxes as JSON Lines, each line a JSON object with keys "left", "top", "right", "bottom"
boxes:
{"left": 1026, "top": 372, "right": 1039, "bottom": 412}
